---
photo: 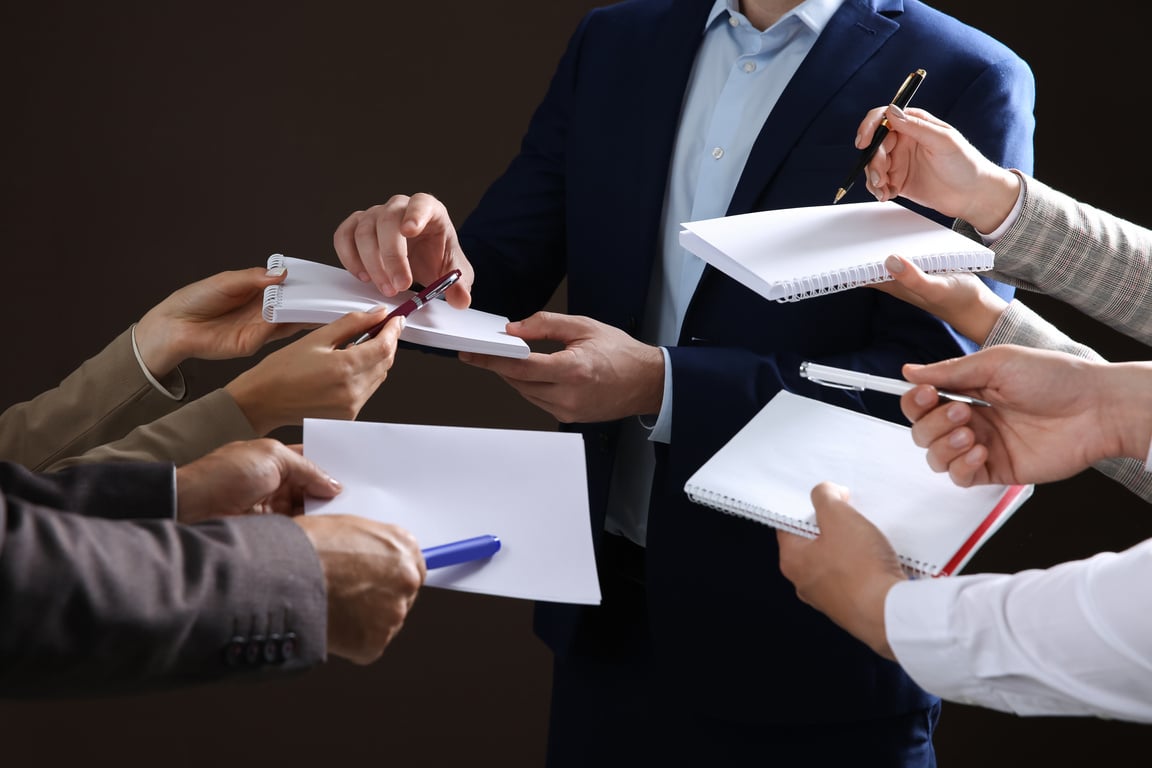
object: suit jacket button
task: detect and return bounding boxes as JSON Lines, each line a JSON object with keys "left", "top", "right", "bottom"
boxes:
{"left": 265, "top": 634, "right": 282, "bottom": 664}
{"left": 245, "top": 635, "right": 266, "bottom": 666}
{"left": 223, "top": 636, "right": 245, "bottom": 666}
{"left": 280, "top": 632, "right": 298, "bottom": 662}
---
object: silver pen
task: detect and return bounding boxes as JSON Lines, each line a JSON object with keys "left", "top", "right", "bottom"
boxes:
{"left": 799, "top": 361, "right": 991, "bottom": 407}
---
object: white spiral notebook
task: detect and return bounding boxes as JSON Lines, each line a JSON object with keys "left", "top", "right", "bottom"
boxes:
{"left": 684, "top": 390, "right": 1033, "bottom": 577}
{"left": 678, "top": 200, "right": 994, "bottom": 302}
{"left": 262, "top": 254, "right": 529, "bottom": 358}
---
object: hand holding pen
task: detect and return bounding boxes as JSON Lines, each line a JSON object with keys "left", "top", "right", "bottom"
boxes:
{"left": 833, "top": 69, "right": 926, "bottom": 204}
{"left": 352, "top": 269, "right": 463, "bottom": 346}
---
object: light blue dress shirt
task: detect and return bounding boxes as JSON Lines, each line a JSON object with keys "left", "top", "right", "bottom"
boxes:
{"left": 604, "top": 0, "right": 843, "bottom": 546}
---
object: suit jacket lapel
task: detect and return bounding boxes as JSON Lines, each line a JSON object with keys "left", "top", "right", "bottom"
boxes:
{"left": 727, "top": 0, "right": 899, "bottom": 215}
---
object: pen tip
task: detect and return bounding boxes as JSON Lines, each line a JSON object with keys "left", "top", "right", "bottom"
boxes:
{"left": 832, "top": 188, "right": 846, "bottom": 204}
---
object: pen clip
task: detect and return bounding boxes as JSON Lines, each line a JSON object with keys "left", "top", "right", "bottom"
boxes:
{"left": 798, "top": 361, "right": 863, "bottom": 392}
{"left": 413, "top": 269, "right": 461, "bottom": 308}
{"left": 804, "top": 376, "right": 863, "bottom": 392}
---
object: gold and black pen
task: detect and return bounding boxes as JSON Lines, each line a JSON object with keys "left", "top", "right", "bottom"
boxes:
{"left": 833, "top": 68, "right": 926, "bottom": 204}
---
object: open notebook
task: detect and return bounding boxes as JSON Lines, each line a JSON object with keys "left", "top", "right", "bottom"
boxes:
{"left": 684, "top": 390, "right": 1033, "bottom": 577}
{"left": 262, "top": 254, "right": 530, "bottom": 358}
{"left": 678, "top": 200, "right": 994, "bottom": 303}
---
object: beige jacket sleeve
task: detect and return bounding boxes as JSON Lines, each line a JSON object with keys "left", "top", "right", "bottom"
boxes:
{"left": 956, "top": 174, "right": 1152, "bottom": 502}
{"left": 0, "top": 328, "right": 186, "bottom": 470}
{"left": 0, "top": 327, "right": 260, "bottom": 471}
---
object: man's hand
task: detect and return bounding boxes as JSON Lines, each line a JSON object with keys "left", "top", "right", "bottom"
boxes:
{"left": 293, "top": 514, "right": 426, "bottom": 665}
{"left": 333, "top": 193, "right": 473, "bottom": 308}
{"left": 459, "top": 312, "right": 665, "bottom": 423}
{"left": 175, "top": 439, "right": 342, "bottom": 523}
{"left": 776, "top": 482, "right": 906, "bottom": 660}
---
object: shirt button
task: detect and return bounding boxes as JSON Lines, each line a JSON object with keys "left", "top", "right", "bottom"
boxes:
{"left": 711, "top": 147, "right": 724, "bottom": 160}
{"left": 728, "top": 15, "right": 739, "bottom": 27}
{"left": 743, "top": 61, "right": 756, "bottom": 74}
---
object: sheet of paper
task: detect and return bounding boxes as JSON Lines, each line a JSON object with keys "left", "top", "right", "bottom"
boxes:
{"left": 303, "top": 418, "right": 601, "bottom": 604}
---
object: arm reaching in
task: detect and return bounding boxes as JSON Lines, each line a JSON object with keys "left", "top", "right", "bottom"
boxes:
{"left": 333, "top": 193, "right": 473, "bottom": 308}
{"left": 858, "top": 104, "right": 1020, "bottom": 235}
{"left": 134, "top": 267, "right": 309, "bottom": 377}
{"left": 224, "top": 310, "right": 405, "bottom": 435}
{"left": 458, "top": 311, "right": 665, "bottom": 423}
{"left": 776, "top": 482, "right": 906, "bottom": 660}
{"left": 899, "top": 345, "right": 1152, "bottom": 487}
{"left": 173, "top": 437, "right": 426, "bottom": 665}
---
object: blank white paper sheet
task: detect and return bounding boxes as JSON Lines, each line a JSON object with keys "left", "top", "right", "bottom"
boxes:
{"left": 303, "top": 418, "right": 601, "bottom": 604}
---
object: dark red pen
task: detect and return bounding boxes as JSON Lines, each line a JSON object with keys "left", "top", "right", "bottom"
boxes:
{"left": 351, "top": 268, "right": 462, "bottom": 346}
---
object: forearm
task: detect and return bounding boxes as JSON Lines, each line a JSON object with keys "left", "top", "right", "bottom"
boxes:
{"left": 886, "top": 540, "right": 1152, "bottom": 723}
{"left": 0, "top": 499, "right": 326, "bottom": 696}
{"left": 0, "top": 329, "right": 185, "bottom": 470}
{"left": 43, "top": 389, "right": 259, "bottom": 471}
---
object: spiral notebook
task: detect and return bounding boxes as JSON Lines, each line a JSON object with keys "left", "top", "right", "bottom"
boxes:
{"left": 262, "top": 254, "right": 529, "bottom": 358}
{"left": 684, "top": 390, "right": 1033, "bottom": 577}
{"left": 678, "top": 200, "right": 994, "bottom": 302}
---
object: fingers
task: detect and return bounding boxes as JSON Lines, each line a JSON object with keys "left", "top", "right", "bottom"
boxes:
{"left": 273, "top": 443, "right": 344, "bottom": 500}
{"left": 333, "top": 197, "right": 415, "bottom": 297}
{"left": 854, "top": 106, "right": 889, "bottom": 150}
{"left": 333, "top": 194, "right": 474, "bottom": 308}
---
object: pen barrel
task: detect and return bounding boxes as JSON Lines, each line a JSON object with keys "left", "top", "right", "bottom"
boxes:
{"left": 422, "top": 535, "right": 502, "bottom": 569}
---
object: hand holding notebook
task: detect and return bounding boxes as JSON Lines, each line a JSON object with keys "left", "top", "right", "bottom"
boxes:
{"left": 262, "top": 254, "right": 529, "bottom": 358}
{"left": 678, "top": 201, "right": 993, "bottom": 303}
{"left": 684, "top": 390, "right": 1032, "bottom": 577}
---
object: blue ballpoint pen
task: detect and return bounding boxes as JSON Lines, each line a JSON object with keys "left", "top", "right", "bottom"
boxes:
{"left": 422, "top": 534, "right": 502, "bottom": 569}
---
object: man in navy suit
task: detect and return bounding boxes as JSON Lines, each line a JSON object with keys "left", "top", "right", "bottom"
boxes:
{"left": 334, "top": 0, "right": 1034, "bottom": 764}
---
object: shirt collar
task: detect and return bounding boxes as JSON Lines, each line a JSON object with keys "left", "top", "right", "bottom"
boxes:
{"left": 706, "top": 0, "right": 844, "bottom": 35}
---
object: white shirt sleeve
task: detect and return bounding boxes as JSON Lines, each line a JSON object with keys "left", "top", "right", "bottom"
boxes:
{"left": 130, "top": 323, "right": 185, "bottom": 401}
{"left": 885, "top": 539, "right": 1152, "bottom": 723}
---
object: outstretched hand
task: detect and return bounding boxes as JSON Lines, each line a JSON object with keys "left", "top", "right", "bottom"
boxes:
{"left": 135, "top": 267, "right": 310, "bottom": 376}
{"left": 333, "top": 193, "right": 473, "bottom": 308}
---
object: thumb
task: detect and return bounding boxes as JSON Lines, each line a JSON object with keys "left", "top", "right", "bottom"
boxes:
{"left": 903, "top": 352, "right": 990, "bottom": 391}
{"left": 506, "top": 311, "right": 588, "bottom": 343}
{"left": 278, "top": 449, "right": 343, "bottom": 499}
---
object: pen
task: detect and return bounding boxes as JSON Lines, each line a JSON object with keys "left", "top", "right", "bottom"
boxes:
{"left": 422, "top": 534, "right": 502, "bottom": 569}
{"left": 832, "top": 69, "right": 926, "bottom": 204}
{"left": 799, "top": 361, "right": 991, "bottom": 407}
{"left": 351, "top": 268, "right": 463, "bottom": 345}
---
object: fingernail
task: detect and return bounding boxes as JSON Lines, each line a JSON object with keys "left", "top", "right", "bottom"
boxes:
{"left": 266, "top": 266, "right": 286, "bottom": 277}
{"left": 870, "top": 171, "right": 881, "bottom": 187}
{"left": 458, "top": 352, "right": 473, "bottom": 363}
{"left": 885, "top": 255, "right": 904, "bottom": 274}
{"left": 854, "top": 132, "right": 862, "bottom": 148}
{"left": 357, "top": 271, "right": 371, "bottom": 283}
{"left": 914, "top": 388, "right": 936, "bottom": 407}
{"left": 377, "top": 280, "right": 392, "bottom": 295}
{"left": 948, "top": 430, "right": 969, "bottom": 448}
{"left": 395, "top": 315, "right": 405, "bottom": 330}
{"left": 946, "top": 404, "right": 968, "bottom": 423}
{"left": 889, "top": 104, "right": 907, "bottom": 121}
{"left": 327, "top": 476, "right": 343, "bottom": 492}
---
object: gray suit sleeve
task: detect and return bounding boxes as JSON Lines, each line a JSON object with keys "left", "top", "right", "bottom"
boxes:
{"left": 0, "top": 461, "right": 327, "bottom": 697}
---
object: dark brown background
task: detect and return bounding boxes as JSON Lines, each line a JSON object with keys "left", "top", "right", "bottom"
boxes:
{"left": 0, "top": 2, "right": 1147, "bottom": 764}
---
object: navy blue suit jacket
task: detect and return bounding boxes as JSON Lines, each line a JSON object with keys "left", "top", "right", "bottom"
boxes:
{"left": 459, "top": 0, "right": 1034, "bottom": 724}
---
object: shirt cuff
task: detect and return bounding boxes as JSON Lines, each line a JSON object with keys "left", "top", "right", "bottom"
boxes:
{"left": 646, "top": 347, "right": 673, "bottom": 444}
{"left": 130, "top": 323, "right": 186, "bottom": 401}
{"left": 974, "top": 170, "right": 1026, "bottom": 244}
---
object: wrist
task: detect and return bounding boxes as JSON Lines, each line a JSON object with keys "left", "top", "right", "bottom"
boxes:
{"left": 225, "top": 371, "right": 283, "bottom": 436}
{"left": 964, "top": 167, "right": 1021, "bottom": 235}
{"left": 134, "top": 310, "right": 184, "bottom": 376}
{"left": 1099, "top": 362, "right": 1152, "bottom": 462}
